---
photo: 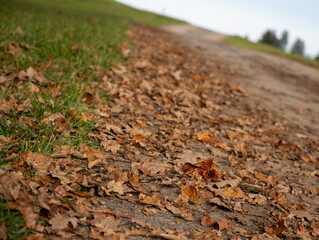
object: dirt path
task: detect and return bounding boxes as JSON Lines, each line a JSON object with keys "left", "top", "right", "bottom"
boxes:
{"left": 160, "top": 24, "right": 319, "bottom": 135}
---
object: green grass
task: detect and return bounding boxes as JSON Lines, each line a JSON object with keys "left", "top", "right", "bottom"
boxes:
{"left": 223, "top": 36, "right": 319, "bottom": 69}
{"left": 0, "top": 0, "right": 127, "bottom": 160}
{"left": 19, "top": 0, "right": 186, "bottom": 27}
{"left": 0, "top": 197, "right": 30, "bottom": 239}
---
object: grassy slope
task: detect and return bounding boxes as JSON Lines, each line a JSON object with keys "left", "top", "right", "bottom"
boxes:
{"left": 223, "top": 36, "right": 319, "bottom": 69}
{"left": 0, "top": 0, "right": 183, "bottom": 238}
{"left": 21, "top": 0, "right": 186, "bottom": 26}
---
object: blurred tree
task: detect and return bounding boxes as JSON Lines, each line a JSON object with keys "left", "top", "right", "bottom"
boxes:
{"left": 259, "top": 30, "right": 279, "bottom": 47}
{"left": 291, "top": 38, "right": 305, "bottom": 56}
{"left": 278, "top": 30, "right": 289, "bottom": 50}
{"left": 315, "top": 54, "right": 319, "bottom": 61}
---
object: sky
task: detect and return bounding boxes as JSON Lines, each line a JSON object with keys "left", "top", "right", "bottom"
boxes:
{"left": 116, "top": 0, "right": 319, "bottom": 57}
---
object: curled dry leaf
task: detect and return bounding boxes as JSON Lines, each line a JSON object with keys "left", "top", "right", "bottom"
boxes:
{"left": 201, "top": 216, "right": 214, "bottom": 227}
{"left": 164, "top": 202, "right": 193, "bottom": 221}
{"left": 265, "top": 219, "right": 287, "bottom": 235}
{"left": 129, "top": 173, "right": 147, "bottom": 193}
{"left": 197, "top": 132, "right": 218, "bottom": 143}
{"left": 214, "top": 219, "right": 231, "bottom": 230}
{"left": 183, "top": 158, "right": 222, "bottom": 180}
{"left": 139, "top": 193, "right": 162, "bottom": 207}
{"left": 301, "top": 155, "right": 317, "bottom": 163}
{"left": 83, "top": 92, "right": 93, "bottom": 105}
{"left": 11, "top": 151, "right": 30, "bottom": 169}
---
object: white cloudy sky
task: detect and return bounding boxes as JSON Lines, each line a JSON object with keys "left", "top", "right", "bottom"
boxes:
{"left": 116, "top": 0, "right": 319, "bottom": 57}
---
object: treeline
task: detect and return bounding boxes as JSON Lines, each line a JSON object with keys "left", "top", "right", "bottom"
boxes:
{"left": 259, "top": 29, "right": 319, "bottom": 60}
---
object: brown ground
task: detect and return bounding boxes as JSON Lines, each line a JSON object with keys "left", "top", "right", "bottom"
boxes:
{"left": 1, "top": 24, "right": 319, "bottom": 239}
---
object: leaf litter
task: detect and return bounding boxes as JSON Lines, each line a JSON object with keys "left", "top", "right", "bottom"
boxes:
{"left": 0, "top": 23, "right": 319, "bottom": 239}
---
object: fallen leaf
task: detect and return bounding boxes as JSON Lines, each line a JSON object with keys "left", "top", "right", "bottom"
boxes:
{"left": 0, "top": 223, "right": 7, "bottom": 240}
{"left": 138, "top": 158, "right": 171, "bottom": 176}
{"left": 49, "top": 214, "right": 78, "bottom": 231}
{"left": 201, "top": 216, "right": 214, "bottom": 227}
{"left": 26, "top": 153, "right": 53, "bottom": 175}
{"left": 83, "top": 92, "right": 93, "bottom": 105}
{"left": 139, "top": 193, "right": 162, "bottom": 207}
{"left": 164, "top": 202, "right": 193, "bottom": 221}
{"left": 197, "top": 132, "right": 217, "bottom": 143}
{"left": 299, "top": 107, "right": 309, "bottom": 115}
{"left": 9, "top": 193, "right": 38, "bottom": 229}
{"left": 13, "top": 26, "right": 25, "bottom": 36}
{"left": 225, "top": 187, "right": 245, "bottom": 199}
{"left": 265, "top": 219, "right": 287, "bottom": 235}
{"left": 183, "top": 158, "right": 222, "bottom": 180}
{"left": 278, "top": 145, "right": 290, "bottom": 152}
{"left": 301, "top": 155, "right": 317, "bottom": 163}
{"left": 214, "top": 219, "right": 231, "bottom": 230}
{"left": 92, "top": 214, "right": 120, "bottom": 233}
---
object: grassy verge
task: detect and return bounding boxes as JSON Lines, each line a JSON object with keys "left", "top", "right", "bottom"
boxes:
{"left": 223, "top": 36, "right": 319, "bottom": 69}
{"left": 0, "top": 0, "right": 184, "bottom": 238}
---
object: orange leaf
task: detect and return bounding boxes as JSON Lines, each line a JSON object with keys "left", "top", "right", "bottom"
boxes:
{"left": 278, "top": 145, "right": 290, "bottom": 152}
{"left": 214, "top": 219, "right": 231, "bottom": 230}
{"left": 11, "top": 151, "right": 30, "bottom": 168}
{"left": 134, "top": 134, "right": 145, "bottom": 144}
{"left": 313, "top": 189, "right": 319, "bottom": 195}
{"left": 83, "top": 92, "right": 93, "bottom": 105}
{"left": 301, "top": 155, "right": 316, "bottom": 163}
{"left": 201, "top": 216, "right": 214, "bottom": 227}
{"left": 197, "top": 133, "right": 215, "bottom": 143}
{"left": 266, "top": 219, "right": 287, "bottom": 235}
{"left": 181, "top": 184, "right": 202, "bottom": 204}
{"left": 56, "top": 117, "right": 67, "bottom": 130}
{"left": 267, "top": 129, "right": 279, "bottom": 136}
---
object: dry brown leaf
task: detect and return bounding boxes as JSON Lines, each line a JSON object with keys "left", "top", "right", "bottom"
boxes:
{"left": 197, "top": 132, "right": 218, "bottom": 143}
{"left": 183, "top": 158, "right": 222, "bottom": 180}
{"left": 139, "top": 193, "right": 162, "bottom": 207}
{"left": 265, "top": 219, "right": 287, "bottom": 235}
{"left": 9, "top": 193, "right": 38, "bottom": 229}
{"left": 11, "top": 151, "right": 30, "bottom": 169}
{"left": 201, "top": 216, "right": 214, "bottom": 227}
{"left": 225, "top": 187, "right": 245, "bottom": 199}
{"left": 83, "top": 92, "right": 93, "bottom": 105}
{"left": 104, "top": 180, "right": 126, "bottom": 195}
{"left": 49, "top": 214, "right": 78, "bottom": 231}
{"left": 105, "top": 124, "right": 123, "bottom": 134}
{"left": 13, "top": 26, "right": 25, "bottom": 36}
{"left": 138, "top": 158, "right": 171, "bottom": 176}
{"left": 102, "top": 140, "right": 120, "bottom": 153}
{"left": 301, "top": 155, "right": 317, "bottom": 163}
{"left": 312, "top": 222, "right": 319, "bottom": 234}
{"left": 28, "top": 83, "right": 40, "bottom": 93}
{"left": 0, "top": 223, "right": 7, "bottom": 240}
{"left": 214, "top": 218, "right": 231, "bottom": 230}
{"left": 278, "top": 145, "right": 290, "bottom": 152}
{"left": 92, "top": 214, "right": 120, "bottom": 233}
{"left": 164, "top": 202, "right": 193, "bottom": 221}
{"left": 26, "top": 153, "right": 53, "bottom": 175}
{"left": 299, "top": 107, "right": 309, "bottom": 115}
